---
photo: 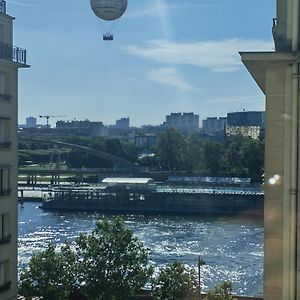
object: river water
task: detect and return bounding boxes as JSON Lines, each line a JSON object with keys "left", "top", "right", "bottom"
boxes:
{"left": 18, "top": 202, "right": 263, "bottom": 297}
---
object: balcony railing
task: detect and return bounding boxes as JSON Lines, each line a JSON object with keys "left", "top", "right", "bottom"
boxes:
{"left": 0, "top": 142, "right": 11, "bottom": 149}
{"left": 0, "top": 93, "right": 11, "bottom": 101}
{"left": 0, "top": 1, "right": 6, "bottom": 14}
{"left": 0, "top": 281, "right": 11, "bottom": 293}
{"left": 0, "top": 188, "right": 11, "bottom": 196}
{"left": 0, "top": 234, "right": 11, "bottom": 245}
{"left": 0, "top": 41, "right": 27, "bottom": 65}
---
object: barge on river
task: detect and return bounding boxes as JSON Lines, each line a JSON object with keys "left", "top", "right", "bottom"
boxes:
{"left": 41, "top": 178, "right": 264, "bottom": 217}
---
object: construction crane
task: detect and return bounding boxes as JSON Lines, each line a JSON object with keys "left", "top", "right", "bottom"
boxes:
{"left": 39, "top": 115, "right": 66, "bottom": 127}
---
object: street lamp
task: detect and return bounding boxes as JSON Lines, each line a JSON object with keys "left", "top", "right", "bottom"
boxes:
{"left": 198, "top": 256, "right": 206, "bottom": 300}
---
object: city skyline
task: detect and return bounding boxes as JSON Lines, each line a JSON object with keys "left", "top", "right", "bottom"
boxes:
{"left": 23, "top": 109, "right": 265, "bottom": 130}
{"left": 11, "top": 0, "right": 275, "bottom": 126}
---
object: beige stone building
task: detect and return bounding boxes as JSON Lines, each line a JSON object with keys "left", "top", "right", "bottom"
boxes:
{"left": 0, "top": 1, "right": 29, "bottom": 299}
{"left": 241, "top": 0, "right": 300, "bottom": 299}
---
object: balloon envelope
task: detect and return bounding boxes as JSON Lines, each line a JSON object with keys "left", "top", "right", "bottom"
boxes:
{"left": 90, "top": 0, "right": 128, "bottom": 21}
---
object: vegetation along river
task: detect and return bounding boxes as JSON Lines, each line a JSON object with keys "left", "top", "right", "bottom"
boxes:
{"left": 18, "top": 202, "right": 263, "bottom": 297}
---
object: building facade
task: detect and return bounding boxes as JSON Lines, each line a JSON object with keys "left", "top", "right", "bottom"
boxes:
{"left": 134, "top": 134, "right": 157, "bottom": 150}
{"left": 241, "top": 0, "right": 300, "bottom": 298}
{"left": 0, "top": 1, "right": 29, "bottom": 299}
{"left": 115, "top": 117, "right": 129, "bottom": 129}
{"left": 227, "top": 111, "right": 265, "bottom": 128}
{"left": 224, "top": 111, "right": 265, "bottom": 140}
{"left": 225, "top": 125, "right": 261, "bottom": 140}
{"left": 165, "top": 112, "right": 199, "bottom": 134}
{"left": 25, "top": 116, "right": 37, "bottom": 128}
{"left": 202, "top": 117, "right": 227, "bottom": 135}
{"left": 56, "top": 120, "right": 108, "bottom": 137}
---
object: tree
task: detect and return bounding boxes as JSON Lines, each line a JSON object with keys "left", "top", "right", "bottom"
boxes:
{"left": 156, "top": 129, "right": 188, "bottom": 171}
{"left": 202, "top": 141, "right": 223, "bottom": 176}
{"left": 152, "top": 261, "right": 198, "bottom": 300}
{"left": 18, "top": 243, "right": 78, "bottom": 300}
{"left": 19, "top": 218, "right": 153, "bottom": 300}
{"left": 205, "top": 281, "right": 233, "bottom": 300}
{"left": 220, "top": 135, "right": 264, "bottom": 181}
{"left": 240, "top": 138, "right": 264, "bottom": 182}
{"left": 185, "top": 134, "right": 204, "bottom": 172}
{"left": 76, "top": 217, "right": 153, "bottom": 300}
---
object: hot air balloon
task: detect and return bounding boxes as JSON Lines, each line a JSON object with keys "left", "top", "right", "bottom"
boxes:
{"left": 90, "top": 0, "right": 128, "bottom": 41}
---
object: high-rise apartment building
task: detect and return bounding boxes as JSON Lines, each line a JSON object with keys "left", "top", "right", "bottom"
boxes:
{"left": 0, "top": 1, "right": 29, "bottom": 298}
{"left": 25, "top": 116, "right": 37, "bottom": 128}
{"left": 115, "top": 117, "right": 129, "bottom": 129}
{"left": 225, "top": 111, "right": 265, "bottom": 140}
{"left": 165, "top": 112, "right": 199, "bottom": 134}
{"left": 202, "top": 117, "right": 227, "bottom": 135}
{"left": 227, "top": 111, "right": 265, "bottom": 127}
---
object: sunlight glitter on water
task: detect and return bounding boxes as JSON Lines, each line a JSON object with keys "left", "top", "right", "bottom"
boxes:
{"left": 18, "top": 202, "right": 263, "bottom": 296}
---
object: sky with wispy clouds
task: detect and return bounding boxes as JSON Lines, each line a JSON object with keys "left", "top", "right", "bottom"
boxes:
{"left": 9, "top": 0, "right": 275, "bottom": 126}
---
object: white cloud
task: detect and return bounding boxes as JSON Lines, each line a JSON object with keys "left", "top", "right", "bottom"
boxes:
{"left": 148, "top": 67, "right": 195, "bottom": 91}
{"left": 123, "top": 39, "right": 273, "bottom": 72}
{"left": 203, "top": 95, "right": 263, "bottom": 104}
{"left": 126, "top": 2, "right": 222, "bottom": 19}
{"left": 9, "top": 0, "right": 37, "bottom": 7}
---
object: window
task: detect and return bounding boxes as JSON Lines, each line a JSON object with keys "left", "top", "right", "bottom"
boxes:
{"left": 0, "top": 167, "right": 10, "bottom": 196}
{"left": 0, "top": 260, "right": 10, "bottom": 292}
{"left": 0, "top": 24, "right": 4, "bottom": 43}
{"left": 0, "top": 72, "right": 11, "bottom": 101}
{"left": 0, "top": 213, "right": 10, "bottom": 244}
{"left": 0, "top": 119, "right": 10, "bottom": 148}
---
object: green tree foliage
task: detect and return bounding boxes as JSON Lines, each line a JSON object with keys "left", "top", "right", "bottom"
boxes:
{"left": 157, "top": 129, "right": 188, "bottom": 171}
{"left": 19, "top": 136, "right": 139, "bottom": 169}
{"left": 152, "top": 261, "right": 199, "bottom": 300}
{"left": 185, "top": 134, "right": 204, "bottom": 172}
{"left": 220, "top": 136, "right": 264, "bottom": 181}
{"left": 76, "top": 218, "right": 153, "bottom": 300}
{"left": 202, "top": 141, "right": 223, "bottom": 176}
{"left": 155, "top": 131, "right": 264, "bottom": 182}
{"left": 19, "top": 218, "right": 153, "bottom": 300}
{"left": 204, "top": 281, "right": 233, "bottom": 300}
{"left": 18, "top": 243, "right": 77, "bottom": 300}
{"left": 139, "top": 155, "right": 160, "bottom": 168}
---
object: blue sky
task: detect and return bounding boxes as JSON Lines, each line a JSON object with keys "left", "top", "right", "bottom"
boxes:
{"left": 9, "top": 0, "right": 275, "bottom": 127}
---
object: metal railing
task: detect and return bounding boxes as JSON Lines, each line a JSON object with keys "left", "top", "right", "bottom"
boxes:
{"left": 0, "top": 1, "right": 6, "bottom": 14}
{"left": 0, "top": 41, "right": 27, "bottom": 65}
{"left": 0, "top": 234, "right": 11, "bottom": 245}
{"left": 0, "top": 93, "right": 11, "bottom": 101}
{"left": 0, "top": 188, "right": 11, "bottom": 196}
{"left": 0, "top": 141, "right": 11, "bottom": 149}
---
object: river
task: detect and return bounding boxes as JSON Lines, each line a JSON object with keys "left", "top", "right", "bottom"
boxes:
{"left": 18, "top": 202, "right": 263, "bottom": 296}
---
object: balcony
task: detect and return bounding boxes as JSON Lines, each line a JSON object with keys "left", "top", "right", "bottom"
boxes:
{"left": 0, "top": 41, "right": 27, "bottom": 65}
{"left": 0, "top": 142, "right": 11, "bottom": 149}
{"left": 0, "top": 93, "right": 11, "bottom": 101}
{"left": 0, "top": 234, "right": 11, "bottom": 245}
{"left": 0, "top": 1, "right": 6, "bottom": 14}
